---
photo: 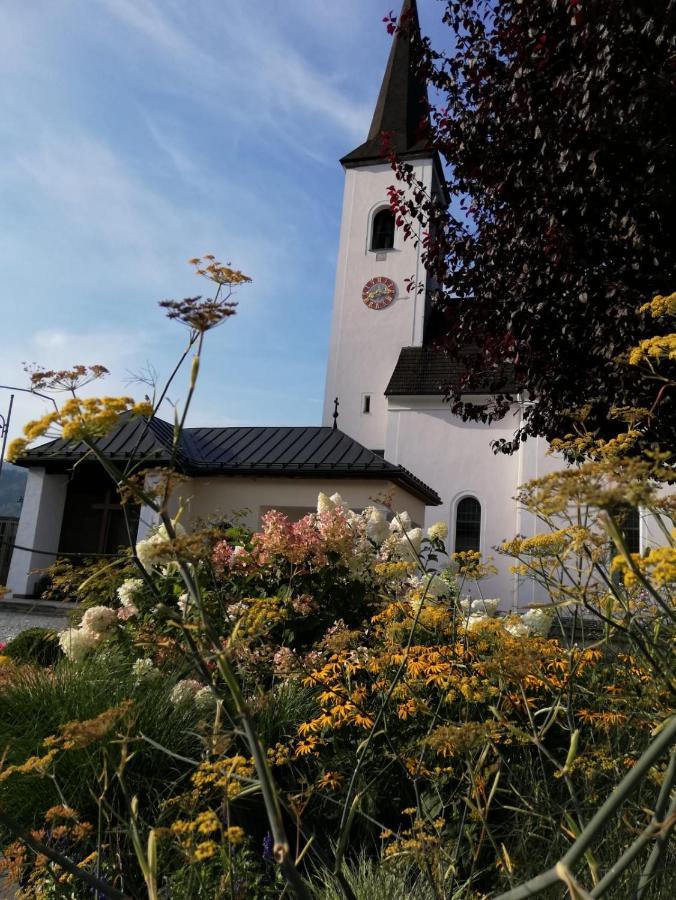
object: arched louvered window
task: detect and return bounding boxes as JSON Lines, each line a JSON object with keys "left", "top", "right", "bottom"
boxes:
{"left": 371, "top": 208, "right": 395, "bottom": 250}
{"left": 455, "top": 497, "right": 481, "bottom": 553}
{"left": 617, "top": 504, "right": 641, "bottom": 555}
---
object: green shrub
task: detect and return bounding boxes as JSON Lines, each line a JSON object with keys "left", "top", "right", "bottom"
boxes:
{"left": 35, "top": 554, "right": 137, "bottom": 604}
{"left": 4, "top": 627, "right": 63, "bottom": 667}
{"left": 0, "top": 651, "right": 205, "bottom": 832}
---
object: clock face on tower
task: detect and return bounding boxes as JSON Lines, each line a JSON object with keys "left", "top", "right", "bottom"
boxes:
{"left": 362, "top": 276, "right": 396, "bottom": 310}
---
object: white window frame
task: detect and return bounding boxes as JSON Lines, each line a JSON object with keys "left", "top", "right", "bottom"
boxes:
{"left": 367, "top": 203, "right": 397, "bottom": 254}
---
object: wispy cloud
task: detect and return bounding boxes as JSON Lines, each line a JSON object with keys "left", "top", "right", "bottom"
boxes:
{"left": 98, "top": 0, "right": 371, "bottom": 143}
{"left": 0, "top": 0, "right": 399, "bottom": 444}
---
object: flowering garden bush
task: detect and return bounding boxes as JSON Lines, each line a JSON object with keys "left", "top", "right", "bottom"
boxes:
{"left": 0, "top": 485, "right": 671, "bottom": 898}
{"left": 0, "top": 265, "right": 673, "bottom": 898}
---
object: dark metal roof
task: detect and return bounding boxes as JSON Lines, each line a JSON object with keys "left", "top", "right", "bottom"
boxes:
{"left": 341, "top": 0, "right": 433, "bottom": 168}
{"left": 16, "top": 415, "right": 175, "bottom": 466}
{"left": 18, "top": 420, "right": 441, "bottom": 506}
{"left": 385, "top": 347, "right": 519, "bottom": 397}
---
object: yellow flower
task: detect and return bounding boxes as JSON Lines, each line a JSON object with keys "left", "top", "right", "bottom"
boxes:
{"left": 132, "top": 401, "right": 154, "bottom": 417}
{"left": 611, "top": 546, "right": 676, "bottom": 588}
{"left": 628, "top": 334, "right": 676, "bottom": 366}
{"left": 0, "top": 749, "right": 59, "bottom": 782}
{"left": 11, "top": 394, "right": 154, "bottom": 460}
{"left": 5, "top": 438, "right": 29, "bottom": 463}
{"left": 193, "top": 840, "right": 218, "bottom": 861}
{"left": 195, "top": 810, "right": 219, "bottom": 835}
{"left": 317, "top": 771, "right": 343, "bottom": 790}
{"left": 451, "top": 550, "right": 497, "bottom": 579}
{"left": 44, "top": 701, "right": 135, "bottom": 751}
{"left": 225, "top": 826, "right": 246, "bottom": 845}
{"left": 352, "top": 712, "right": 375, "bottom": 730}
{"left": 44, "top": 806, "right": 79, "bottom": 823}
{"left": 639, "top": 292, "right": 676, "bottom": 318}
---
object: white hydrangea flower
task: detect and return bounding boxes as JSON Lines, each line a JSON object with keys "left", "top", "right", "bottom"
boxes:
{"left": 117, "top": 578, "right": 143, "bottom": 608}
{"left": 80, "top": 606, "right": 117, "bottom": 636}
{"left": 136, "top": 522, "right": 186, "bottom": 571}
{"left": 59, "top": 627, "right": 100, "bottom": 662}
{"left": 389, "top": 511, "right": 412, "bottom": 534}
{"left": 317, "top": 492, "right": 335, "bottom": 514}
{"left": 131, "top": 658, "right": 157, "bottom": 681}
{"left": 520, "top": 608, "right": 554, "bottom": 637}
{"left": 366, "top": 508, "right": 390, "bottom": 545}
{"left": 397, "top": 527, "right": 422, "bottom": 559}
{"left": 346, "top": 509, "right": 361, "bottom": 526}
{"left": 465, "top": 614, "right": 490, "bottom": 630}
{"left": 459, "top": 598, "right": 500, "bottom": 617}
{"left": 472, "top": 598, "right": 500, "bottom": 616}
{"left": 329, "top": 492, "right": 345, "bottom": 509}
{"left": 427, "top": 521, "right": 448, "bottom": 541}
{"left": 170, "top": 679, "right": 203, "bottom": 705}
{"left": 504, "top": 619, "right": 530, "bottom": 638}
{"left": 410, "top": 573, "right": 450, "bottom": 599}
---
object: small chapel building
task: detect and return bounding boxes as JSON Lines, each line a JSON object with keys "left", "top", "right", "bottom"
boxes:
{"left": 5, "top": 0, "right": 658, "bottom": 604}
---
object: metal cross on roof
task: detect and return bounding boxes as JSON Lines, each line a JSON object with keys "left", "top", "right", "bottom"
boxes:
{"left": 332, "top": 397, "right": 339, "bottom": 430}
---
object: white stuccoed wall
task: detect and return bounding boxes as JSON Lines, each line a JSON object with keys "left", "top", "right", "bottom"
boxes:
{"left": 323, "top": 159, "right": 437, "bottom": 450}
{"left": 177, "top": 476, "right": 428, "bottom": 532}
{"left": 385, "top": 397, "right": 561, "bottom": 608}
{"left": 6, "top": 468, "right": 68, "bottom": 597}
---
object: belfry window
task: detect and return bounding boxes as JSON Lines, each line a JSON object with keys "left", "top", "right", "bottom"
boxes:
{"left": 371, "top": 208, "right": 395, "bottom": 251}
{"left": 455, "top": 497, "right": 481, "bottom": 553}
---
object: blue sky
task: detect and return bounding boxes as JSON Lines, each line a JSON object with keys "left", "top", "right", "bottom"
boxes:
{"left": 0, "top": 0, "right": 447, "bottom": 442}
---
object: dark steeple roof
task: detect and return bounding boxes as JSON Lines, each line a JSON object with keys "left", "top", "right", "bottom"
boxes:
{"left": 341, "top": 0, "right": 432, "bottom": 167}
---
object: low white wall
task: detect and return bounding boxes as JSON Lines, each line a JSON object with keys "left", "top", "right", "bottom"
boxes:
{"left": 174, "top": 476, "right": 429, "bottom": 532}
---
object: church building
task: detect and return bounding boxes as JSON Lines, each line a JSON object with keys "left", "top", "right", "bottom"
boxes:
{"left": 321, "top": 0, "right": 560, "bottom": 606}
{"left": 320, "top": 0, "right": 658, "bottom": 604}
{"left": 5, "top": 0, "right": 656, "bottom": 604}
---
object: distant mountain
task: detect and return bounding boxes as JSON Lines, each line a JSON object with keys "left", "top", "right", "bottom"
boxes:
{"left": 0, "top": 463, "right": 26, "bottom": 518}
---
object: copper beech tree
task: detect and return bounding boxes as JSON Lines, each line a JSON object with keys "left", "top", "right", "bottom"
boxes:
{"left": 387, "top": 0, "right": 676, "bottom": 452}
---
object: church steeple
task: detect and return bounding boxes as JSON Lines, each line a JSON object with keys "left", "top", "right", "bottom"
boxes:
{"left": 323, "top": 0, "right": 440, "bottom": 449}
{"left": 341, "top": 0, "right": 431, "bottom": 167}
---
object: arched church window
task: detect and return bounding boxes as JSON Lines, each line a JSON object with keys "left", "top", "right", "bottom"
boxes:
{"left": 614, "top": 503, "right": 641, "bottom": 555}
{"left": 455, "top": 497, "right": 481, "bottom": 553}
{"left": 371, "top": 208, "right": 395, "bottom": 250}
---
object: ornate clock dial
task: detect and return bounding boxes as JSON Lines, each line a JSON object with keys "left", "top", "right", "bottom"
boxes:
{"left": 362, "top": 276, "right": 396, "bottom": 310}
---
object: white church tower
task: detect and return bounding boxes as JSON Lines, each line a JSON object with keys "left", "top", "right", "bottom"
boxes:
{"left": 322, "top": 0, "right": 445, "bottom": 452}
{"left": 323, "top": 0, "right": 559, "bottom": 607}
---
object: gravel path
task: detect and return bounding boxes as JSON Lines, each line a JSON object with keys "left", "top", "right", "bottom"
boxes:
{"left": 0, "top": 603, "right": 71, "bottom": 643}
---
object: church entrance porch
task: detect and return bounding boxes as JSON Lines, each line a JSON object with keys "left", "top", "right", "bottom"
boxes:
{"left": 6, "top": 466, "right": 139, "bottom": 598}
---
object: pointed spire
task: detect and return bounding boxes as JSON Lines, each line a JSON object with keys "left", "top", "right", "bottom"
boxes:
{"left": 341, "top": 0, "right": 432, "bottom": 167}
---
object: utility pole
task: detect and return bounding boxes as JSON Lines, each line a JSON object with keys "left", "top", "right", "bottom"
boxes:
{"left": 0, "top": 393, "right": 14, "bottom": 482}
{"left": 0, "top": 384, "right": 58, "bottom": 481}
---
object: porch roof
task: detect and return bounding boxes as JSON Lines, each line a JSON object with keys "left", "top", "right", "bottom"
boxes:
{"left": 17, "top": 417, "right": 441, "bottom": 506}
